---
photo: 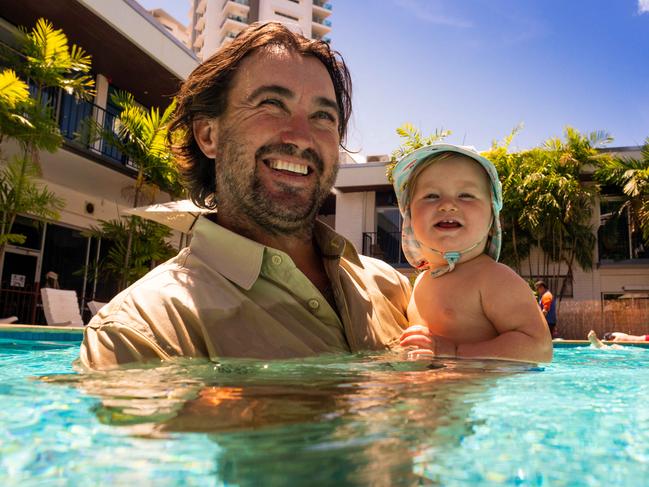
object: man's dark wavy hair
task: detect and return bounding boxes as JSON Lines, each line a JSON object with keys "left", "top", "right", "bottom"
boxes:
{"left": 168, "top": 22, "right": 353, "bottom": 209}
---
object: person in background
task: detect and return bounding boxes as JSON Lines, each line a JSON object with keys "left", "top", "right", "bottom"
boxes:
{"left": 392, "top": 144, "right": 553, "bottom": 363}
{"left": 44, "top": 271, "right": 60, "bottom": 289}
{"left": 79, "top": 22, "right": 410, "bottom": 369}
{"left": 535, "top": 280, "right": 557, "bottom": 338}
{"left": 603, "top": 331, "right": 649, "bottom": 342}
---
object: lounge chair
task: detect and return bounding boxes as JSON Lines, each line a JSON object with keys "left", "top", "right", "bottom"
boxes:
{"left": 87, "top": 300, "right": 107, "bottom": 316}
{"left": 40, "top": 288, "right": 84, "bottom": 327}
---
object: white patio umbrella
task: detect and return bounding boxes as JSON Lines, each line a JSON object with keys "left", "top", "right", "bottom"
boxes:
{"left": 123, "top": 199, "right": 215, "bottom": 234}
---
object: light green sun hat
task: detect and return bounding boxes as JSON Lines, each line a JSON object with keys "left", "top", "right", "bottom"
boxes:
{"left": 391, "top": 143, "right": 503, "bottom": 270}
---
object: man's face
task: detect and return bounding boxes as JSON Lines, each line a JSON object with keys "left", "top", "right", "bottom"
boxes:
{"left": 211, "top": 47, "right": 341, "bottom": 236}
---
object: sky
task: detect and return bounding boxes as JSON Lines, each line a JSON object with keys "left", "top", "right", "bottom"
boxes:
{"left": 138, "top": 0, "right": 649, "bottom": 156}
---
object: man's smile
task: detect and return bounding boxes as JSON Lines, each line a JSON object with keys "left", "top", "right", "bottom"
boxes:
{"left": 265, "top": 158, "right": 310, "bottom": 175}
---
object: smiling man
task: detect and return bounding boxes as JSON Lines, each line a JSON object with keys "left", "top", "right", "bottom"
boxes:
{"left": 80, "top": 23, "right": 411, "bottom": 369}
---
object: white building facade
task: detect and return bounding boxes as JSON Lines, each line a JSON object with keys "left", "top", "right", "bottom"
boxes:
{"left": 189, "top": 0, "right": 332, "bottom": 60}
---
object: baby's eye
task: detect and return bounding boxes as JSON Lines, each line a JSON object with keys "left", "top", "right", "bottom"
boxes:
{"left": 424, "top": 193, "right": 439, "bottom": 200}
{"left": 459, "top": 193, "right": 476, "bottom": 199}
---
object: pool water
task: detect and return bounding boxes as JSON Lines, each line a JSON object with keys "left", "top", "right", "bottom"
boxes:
{"left": 1, "top": 338, "right": 648, "bottom": 486}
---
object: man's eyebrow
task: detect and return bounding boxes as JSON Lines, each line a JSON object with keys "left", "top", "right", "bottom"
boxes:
{"left": 316, "top": 96, "right": 339, "bottom": 113}
{"left": 247, "top": 85, "right": 294, "bottom": 102}
{"left": 247, "top": 85, "right": 339, "bottom": 113}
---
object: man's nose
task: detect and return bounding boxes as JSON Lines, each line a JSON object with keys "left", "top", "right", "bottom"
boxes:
{"left": 279, "top": 113, "right": 314, "bottom": 150}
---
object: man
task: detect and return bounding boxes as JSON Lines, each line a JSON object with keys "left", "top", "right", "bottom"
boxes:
{"left": 534, "top": 280, "right": 557, "bottom": 337}
{"left": 80, "top": 22, "right": 410, "bottom": 369}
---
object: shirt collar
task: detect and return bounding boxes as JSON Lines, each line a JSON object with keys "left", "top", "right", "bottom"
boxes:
{"left": 189, "top": 217, "right": 363, "bottom": 291}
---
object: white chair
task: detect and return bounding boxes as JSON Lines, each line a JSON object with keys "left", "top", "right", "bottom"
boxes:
{"left": 87, "top": 300, "right": 108, "bottom": 316}
{"left": 40, "top": 288, "right": 84, "bottom": 327}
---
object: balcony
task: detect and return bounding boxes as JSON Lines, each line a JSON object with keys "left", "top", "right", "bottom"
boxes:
{"left": 222, "top": 0, "right": 250, "bottom": 16}
{"left": 362, "top": 231, "right": 408, "bottom": 267}
{"left": 312, "top": 17, "right": 333, "bottom": 27}
{"left": 196, "top": 0, "right": 207, "bottom": 15}
{"left": 56, "top": 90, "right": 135, "bottom": 172}
{"left": 313, "top": 1, "right": 333, "bottom": 14}
{"left": 220, "top": 14, "right": 249, "bottom": 29}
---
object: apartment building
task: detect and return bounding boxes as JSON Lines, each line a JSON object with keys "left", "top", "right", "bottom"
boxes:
{"left": 150, "top": 8, "right": 190, "bottom": 48}
{"left": 0, "top": 0, "right": 199, "bottom": 323}
{"left": 332, "top": 147, "right": 649, "bottom": 302}
{"left": 189, "top": 0, "right": 332, "bottom": 60}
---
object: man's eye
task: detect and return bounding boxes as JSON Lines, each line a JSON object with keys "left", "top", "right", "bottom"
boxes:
{"left": 313, "top": 110, "right": 336, "bottom": 123}
{"left": 259, "top": 98, "right": 285, "bottom": 109}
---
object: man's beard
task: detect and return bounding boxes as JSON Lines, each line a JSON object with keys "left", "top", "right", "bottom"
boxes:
{"left": 215, "top": 133, "right": 337, "bottom": 237}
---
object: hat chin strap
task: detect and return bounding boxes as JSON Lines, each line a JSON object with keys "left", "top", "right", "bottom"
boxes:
{"left": 423, "top": 215, "right": 494, "bottom": 278}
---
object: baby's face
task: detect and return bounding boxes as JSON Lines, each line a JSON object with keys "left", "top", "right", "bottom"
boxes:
{"left": 410, "top": 155, "right": 492, "bottom": 262}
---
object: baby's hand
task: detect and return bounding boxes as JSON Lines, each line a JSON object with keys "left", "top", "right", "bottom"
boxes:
{"left": 400, "top": 325, "right": 457, "bottom": 359}
{"left": 400, "top": 324, "right": 434, "bottom": 350}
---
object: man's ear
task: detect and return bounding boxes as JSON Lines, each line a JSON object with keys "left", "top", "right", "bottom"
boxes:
{"left": 193, "top": 118, "right": 219, "bottom": 158}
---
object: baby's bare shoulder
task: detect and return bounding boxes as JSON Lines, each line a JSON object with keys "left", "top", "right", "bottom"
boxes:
{"left": 476, "top": 260, "right": 529, "bottom": 294}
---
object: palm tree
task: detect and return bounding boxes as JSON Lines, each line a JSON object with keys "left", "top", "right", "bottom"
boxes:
{"left": 0, "top": 19, "right": 94, "bottom": 264}
{"left": 594, "top": 138, "right": 649, "bottom": 244}
{"left": 386, "top": 123, "right": 451, "bottom": 182}
{"left": 94, "top": 91, "right": 179, "bottom": 289}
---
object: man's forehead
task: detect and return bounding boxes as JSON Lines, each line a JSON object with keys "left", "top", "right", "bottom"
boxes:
{"left": 235, "top": 47, "right": 335, "bottom": 96}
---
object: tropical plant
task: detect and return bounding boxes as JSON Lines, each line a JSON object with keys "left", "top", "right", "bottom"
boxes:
{"left": 84, "top": 217, "right": 176, "bottom": 287}
{"left": 594, "top": 137, "right": 649, "bottom": 243}
{"left": 90, "top": 91, "right": 179, "bottom": 289}
{"left": 386, "top": 123, "right": 451, "bottom": 182}
{"left": 485, "top": 127, "right": 611, "bottom": 300}
{"left": 0, "top": 18, "right": 94, "bottom": 264}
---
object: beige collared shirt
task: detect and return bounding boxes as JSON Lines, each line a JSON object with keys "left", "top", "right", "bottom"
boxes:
{"left": 80, "top": 218, "right": 411, "bottom": 369}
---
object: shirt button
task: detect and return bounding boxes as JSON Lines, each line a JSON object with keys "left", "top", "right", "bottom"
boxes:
{"left": 307, "top": 299, "right": 320, "bottom": 310}
{"left": 271, "top": 255, "right": 282, "bottom": 265}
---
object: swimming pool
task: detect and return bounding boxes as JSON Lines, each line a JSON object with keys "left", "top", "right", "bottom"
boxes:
{"left": 1, "top": 336, "right": 648, "bottom": 486}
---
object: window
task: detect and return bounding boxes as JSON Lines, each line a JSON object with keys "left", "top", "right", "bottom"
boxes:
{"left": 598, "top": 198, "right": 649, "bottom": 262}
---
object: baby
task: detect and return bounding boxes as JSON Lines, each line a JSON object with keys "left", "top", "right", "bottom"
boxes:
{"left": 392, "top": 144, "right": 553, "bottom": 363}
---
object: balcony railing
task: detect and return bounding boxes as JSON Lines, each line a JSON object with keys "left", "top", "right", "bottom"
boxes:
{"left": 313, "top": 0, "right": 333, "bottom": 10}
{"left": 222, "top": 0, "right": 250, "bottom": 8}
{"left": 362, "top": 231, "right": 408, "bottom": 266}
{"left": 312, "top": 17, "right": 333, "bottom": 27}
{"left": 221, "top": 14, "right": 249, "bottom": 28}
{"left": 57, "top": 91, "right": 134, "bottom": 170}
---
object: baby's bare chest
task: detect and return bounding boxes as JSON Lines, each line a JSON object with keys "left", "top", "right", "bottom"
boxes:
{"left": 412, "top": 273, "right": 496, "bottom": 341}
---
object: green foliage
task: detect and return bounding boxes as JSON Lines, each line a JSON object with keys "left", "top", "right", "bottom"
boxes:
{"left": 0, "top": 18, "right": 94, "bottom": 263}
{"left": 0, "top": 155, "right": 64, "bottom": 246}
{"left": 19, "top": 18, "right": 94, "bottom": 100}
{"left": 594, "top": 137, "right": 649, "bottom": 240}
{"left": 84, "top": 217, "right": 176, "bottom": 287}
{"left": 386, "top": 123, "right": 451, "bottom": 182}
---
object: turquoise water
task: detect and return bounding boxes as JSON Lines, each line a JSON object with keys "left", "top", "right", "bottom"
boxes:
{"left": 1, "top": 338, "right": 648, "bottom": 486}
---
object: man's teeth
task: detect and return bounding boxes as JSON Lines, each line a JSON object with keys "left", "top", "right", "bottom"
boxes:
{"left": 268, "top": 160, "right": 308, "bottom": 175}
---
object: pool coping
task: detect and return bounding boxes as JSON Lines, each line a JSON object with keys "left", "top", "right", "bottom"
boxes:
{"left": 0, "top": 325, "right": 647, "bottom": 348}
{"left": 0, "top": 324, "right": 84, "bottom": 342}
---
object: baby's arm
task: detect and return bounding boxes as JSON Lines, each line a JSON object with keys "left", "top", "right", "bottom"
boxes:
{"left": 461, "top": 264, "right": 552, "bottom": 362}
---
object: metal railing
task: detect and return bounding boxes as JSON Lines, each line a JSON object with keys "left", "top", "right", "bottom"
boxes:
{"left": 57, "top": 92, "right": 133, "bottom": 169}
{"left": 221, "top": 14, "right": 249, "bottom": 28}
{"left": 313, "top": 0, "right": 333, "bottom": 10}
{"left": 362, "top": 231, "right": 408, "bottom": 266}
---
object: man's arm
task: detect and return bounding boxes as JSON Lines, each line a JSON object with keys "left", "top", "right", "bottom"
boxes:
{"left": 401, "top": 265, "right": 553, "bottom": 363}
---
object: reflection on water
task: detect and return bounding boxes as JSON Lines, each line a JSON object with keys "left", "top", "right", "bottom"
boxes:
{"left": 42, "top": 353, "right": 536, "bottom": 485}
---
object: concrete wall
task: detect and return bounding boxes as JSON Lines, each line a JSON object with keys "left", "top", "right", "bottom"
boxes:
{"left": 334, "top": 191, "right": 375, "bottom": 253}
